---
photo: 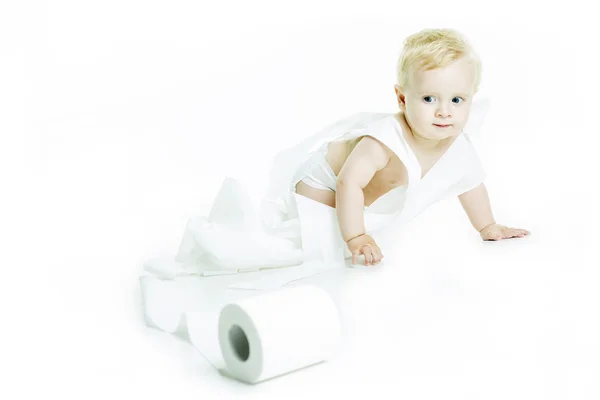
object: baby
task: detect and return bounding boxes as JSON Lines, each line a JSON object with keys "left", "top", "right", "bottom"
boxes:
{"left": 293, "top": 28, "right": 530, "bottom": 266}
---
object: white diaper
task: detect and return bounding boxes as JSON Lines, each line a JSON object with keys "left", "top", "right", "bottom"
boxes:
{"left": 291, "top": 143, "right": 338, "bottom": 192}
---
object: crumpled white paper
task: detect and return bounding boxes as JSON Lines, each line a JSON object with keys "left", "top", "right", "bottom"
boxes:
{"left": 174, "top": 177, "right": 303, "bottom": 272}
{"left": 166, "top": 98, "right": 490, "bottom": 278}
{"left": 144, "top": 98, "right": 491, "bottom": 282}
{"left": 171, "top": 177, "right": 351, "bottom": 277}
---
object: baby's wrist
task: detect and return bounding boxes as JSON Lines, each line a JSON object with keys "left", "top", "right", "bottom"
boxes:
{"left": 345, "top": 233, "right": 366, "bottom": 243}
{"left": 478, "top": 222, "right": 497, "bottom": 233}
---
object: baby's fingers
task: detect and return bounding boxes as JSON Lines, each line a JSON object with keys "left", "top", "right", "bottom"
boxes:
{"left": 504, "top": 228, "right": 529, "bottom": 238}
{"left": 352, "top": 250, "right": 359, "bottom": 265}
{"left": 361, "top": 245, "right": 373, "bottom": 265}
{"left": 511, "top": 228, "right": 531, "bottom": 236}
{"left": 372, "top": 246, "right": 383, "bottom": 264}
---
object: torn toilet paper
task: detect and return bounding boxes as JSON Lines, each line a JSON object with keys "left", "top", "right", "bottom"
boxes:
{"left": 167, "top": 97, "right": 490, "bottom": 275}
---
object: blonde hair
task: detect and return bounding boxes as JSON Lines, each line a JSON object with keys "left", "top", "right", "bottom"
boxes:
{"left": 396, "top": 28, "right": 482, "bottom": 94}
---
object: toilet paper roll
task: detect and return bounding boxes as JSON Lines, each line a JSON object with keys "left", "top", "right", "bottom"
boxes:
{"left": 217, "top": 285, "right": 341, "bottom": 384}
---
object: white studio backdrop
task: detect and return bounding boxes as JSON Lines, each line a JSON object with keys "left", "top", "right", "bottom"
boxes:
{"left": 3, "top": 0, "right": 600, "bottom": 399}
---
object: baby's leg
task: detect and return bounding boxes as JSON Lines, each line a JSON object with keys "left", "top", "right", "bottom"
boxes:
{"left": 295, "top": 180, "right": 336, "bottom": 208}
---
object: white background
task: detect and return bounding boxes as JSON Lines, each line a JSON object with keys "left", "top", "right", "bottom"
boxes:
{"left": 3, "top": 0, "right": 600, "bottom": 399}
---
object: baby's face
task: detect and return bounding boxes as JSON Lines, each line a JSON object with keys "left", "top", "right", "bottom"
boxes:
{"left": 395, "top": 57, "right": 476, "bottom": 141}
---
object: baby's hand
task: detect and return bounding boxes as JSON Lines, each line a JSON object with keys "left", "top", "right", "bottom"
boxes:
{"left": 480, "top": 223, "right": 530, "bottom": 241}
{"left": 346, "top": 233, "right": 383, "bottom": 266}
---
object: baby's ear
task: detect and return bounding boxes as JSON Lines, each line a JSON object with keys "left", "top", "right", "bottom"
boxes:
{"left": 464, "top": 97, "right": 491, "bottom": 138}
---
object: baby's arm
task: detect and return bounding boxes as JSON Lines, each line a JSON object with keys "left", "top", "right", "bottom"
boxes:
{"left": 458, "top": 183, "right": 495, "bottom": 232}
{"left": 336, "top": 136, "right": 391, "bottom": 264}
{"left": 458, "top": 183, "right": 530, "bottom": 241}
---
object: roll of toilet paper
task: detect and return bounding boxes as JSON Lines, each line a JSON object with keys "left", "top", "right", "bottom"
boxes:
{"left": 217, "top": 285, "right": 341, "bottom": 384}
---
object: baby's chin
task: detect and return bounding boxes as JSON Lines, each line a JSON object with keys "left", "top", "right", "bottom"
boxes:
{"left": 424, "top": 125, "right": 461, "bottom": 140}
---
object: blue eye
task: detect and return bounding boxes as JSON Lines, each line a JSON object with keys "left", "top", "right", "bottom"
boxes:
{"left": 422, "top": 96, "right": 466, "bottom": 104}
